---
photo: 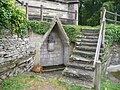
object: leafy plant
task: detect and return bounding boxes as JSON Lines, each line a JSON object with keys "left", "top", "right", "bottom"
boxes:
{"left": 105, "top": 24, "right": 120, "bottom": 45}
{"left": 28, "top": 20, "right": 82, "bottom": 42}
{"left": 0, "top": 0, "right": 26, "bottom": 37}
{"left": 28, "top": 20, "right": 50, "bottom": 35}
{"left": 101, "top": 76, "right": 120, "bottom": 90}
{"left": 63, "top": 25, "right": 80, "bottom": 42}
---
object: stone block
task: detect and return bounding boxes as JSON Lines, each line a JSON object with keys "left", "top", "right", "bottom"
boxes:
{"left": 4, "top": 57, "right": 12, "bottom": 62}
{"left": 0, "top": 58, "right": 4, "bottom": 63}
{"left": 0, "top": 79, "right": 2, "bottom": 84}
{"left": 0, "top": 75, "right": 7, "bottom": 80}
{"left": 0, "top": 51, "right": 6, "bottom": 57}
{"left": 0, "top": 67, "right": 8, "bottom": 73}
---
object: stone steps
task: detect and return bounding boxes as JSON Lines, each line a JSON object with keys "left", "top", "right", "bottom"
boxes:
{"left": 76, "top": 38, "right": 98, "bottom": 43}
{"left": 66, "top": 62, "right": 94, "bottom": 71}
{"left": 63, "top": 67, "right": 94, "bottom": 82}
{"left": 73, "top": 50, "right": 103, "bottom": 59}
{"left": 77, "top": 36, "right": 98, "bottom": 39}
{"left": 70, "top": 55, "right": 93, "bottom": 65}
{"left": 83, "top": 32, "right": 99, "bottom": 36}
{"left": 76, "top": 42, "right": 97, "bottom": 46}
{"left": 62, "top": 28, "right": 103, "bottom": 88}
{"left": 60, "top": 76, "right": 93, "bottom": 89}
{"left": 73, "top": 50, "right": 96, "bottom": 57}
{"left": 75, "top": 46, "right": 103, "bottom": 52}
{"left": 43, "top": 67, "right": 65, "bottom": 72}
{"left": 81, "top": 28, "right": 99, "bottom": 33}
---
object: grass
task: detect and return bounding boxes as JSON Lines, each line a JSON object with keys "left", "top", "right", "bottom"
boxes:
{"left": 101, "top": 76, "right": 120, "bottom": 90}
{"left": 0, "top": 73, "right": 85, "bottom": 90}
{"left": 0, "top": 73, "right": 120, "bottom": 90}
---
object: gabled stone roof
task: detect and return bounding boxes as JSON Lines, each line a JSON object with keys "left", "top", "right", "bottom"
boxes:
{"left": 40, "top": 16, "right": 70, "bottom": 48}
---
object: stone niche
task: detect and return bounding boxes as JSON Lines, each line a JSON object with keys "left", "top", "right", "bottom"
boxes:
{"left": 29, "top": 17, "right": 70, "bottom": 69}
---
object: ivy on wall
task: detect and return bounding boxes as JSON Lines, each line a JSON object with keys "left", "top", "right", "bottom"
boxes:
{"left": 28, "top": 20, "right": 80, "bottom": 42}
{"left": 0, "top": 0, "right": 26, "bottom": 37}
{"left": 28, "top": 20, "right": 50, "bottom": 35}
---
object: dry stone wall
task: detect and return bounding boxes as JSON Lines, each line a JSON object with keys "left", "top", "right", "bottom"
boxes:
{"left": 0, "top": 35, "right": 35, "bottom": 84}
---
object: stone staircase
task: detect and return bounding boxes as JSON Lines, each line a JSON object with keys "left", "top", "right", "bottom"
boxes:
{"left": 62, "top": 28, "right": 103, "bottom": 88}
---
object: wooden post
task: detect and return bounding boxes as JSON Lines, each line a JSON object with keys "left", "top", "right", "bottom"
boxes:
{"left": 21, "top": 1, "right": 24, "bottom": 7}
{"left": 102, "top": 20, "right": 106, "bottom": 48}
{"left": 100, "top": 8, "right": 103, "bottom": 25}
{"left": 94, "top": 61, "right": 101, "bottom": 90}
{"left": 40, "top": 5, "right": 43, "bottom": 21}
{"left": 101, "top": 7, "right": 106, "bottom": 48}
{"left": 75, "top": 10, "right": 78, "bottom": 25}
{"left": 115, "top": 12, "right": 117, "bottom": 24}
{"left": 26, "top": 3, "right": 28, "bottom": 20}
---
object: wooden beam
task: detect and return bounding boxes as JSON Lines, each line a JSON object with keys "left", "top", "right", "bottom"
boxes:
{"left": 26, "top": 3, "right": 28, "bottom": 20}
{"left": 40, "top": 5, "right": 43, "bottom": 21}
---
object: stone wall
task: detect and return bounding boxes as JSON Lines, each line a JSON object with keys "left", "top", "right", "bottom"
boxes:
{"left": 0, "top": 35, "right": 35, "bottom": 84}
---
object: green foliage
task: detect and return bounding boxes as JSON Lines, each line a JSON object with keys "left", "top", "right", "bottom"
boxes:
{"left": 105, "top": 24, "right": 120, "bottom": 45}
{"left": 101, "top": 76, "right": 120, "bottom": 90}
{"left": 63, "top": 25, "right": 80, "bottom": 42}
{"left": 1, "top": 74, "right": 29, "bottom": 90}
{"left": 28, "top": 20, "right": 50, "bottom": 35}
{"left": 28, "top": 20, "right": 82, "bottom": 42}
{"left": 0, "top": 0, "right": 26, "bottom": 36}
{"left": 79, "top": 0, "right": 120, "bottom": 26}
{"left": 1, "top": 73, "right": 85, "bottom": 90}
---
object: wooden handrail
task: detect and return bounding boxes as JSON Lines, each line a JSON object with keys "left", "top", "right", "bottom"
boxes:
{"left": 15, "top": 0, "right": 77, "bottom": 24}
{"left": 16, "top": 0, "right": 24, "bottom": 5}
{"left": 93, "top": 8, "right": 120, "bottom": 90}
{"left": 16, "top": 0, "right": 75, "bottom": 13}
{"left": 93, "top": 7, "right": 106, "bottom": 68}
{"left": 27, "top": 5, "right": 75, "bottom": 13}
{"left": 106, "top": 10, "right": 120, "bottom": 24}
{"left": 106, "top": 18, "right": 120, "bottom": 23}
{"left": 106, "top": 11, "right": 120, "bottom": 17}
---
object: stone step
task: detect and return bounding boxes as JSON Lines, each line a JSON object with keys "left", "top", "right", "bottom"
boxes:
{"left": 75, "top": 46, "right": 104, "bottom": 52}
{"left": 77, "top": 36, "right": 98, "bottom": 39}
{"left": 66, "top": 62, "right": 94, "bottom": 71}
{"left": 70, "top": 55, "right": 94, "bottom": 65}
{"left": 76, "top": 42, "right": 97, "bottom": 46}
{"left": 81, "top": 28, "right": 99, "bottom": 33}
{"left": 43, "top": 65, "right": 65, "bottom": 72}
{"left": 76, "top": 46, "right": 97, "bottom": 52}
{"left": 76, "top": 38, "right": 98, "bottom": 43}
{"left": 62, "top": 67, "right": 94, "bottom": 82}
{"left": 73, "top": 50, "right": 95, "bottom": 58}
{"left": 43, "top": 67, "right": 65, "bottom": 72}
{"left": 60, "top": 76, "right": 93, "bottom": 89}
{"left": 83, "top": 32, "right": 99, "bottom": 36}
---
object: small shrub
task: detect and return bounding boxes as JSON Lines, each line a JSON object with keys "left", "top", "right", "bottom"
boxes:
{"left": 63, "top": 25, "right": 80, "bottom": 42}
{"left": 105, "top": 24, "right": 120, "bottom": 45}
{"left": 0, "top": 0, "right": 26, "bottom": 37}
{"left": 28, "top": 20, "right": 50, "bottom": 35}
{"left": 28, "top": 20, "right": 82, "bottom": 42}
{"left": 101, "top": 76, "right": 120, "bottom": 90}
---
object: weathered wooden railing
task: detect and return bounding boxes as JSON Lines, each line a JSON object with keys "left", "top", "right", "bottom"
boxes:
{"left": 93, "top": 7, "right": 120, "bottom": 90}
{"left": 16, "top": 0, "right": 78, "bottom": 25}
{"left": 106, "top": 11, "right": 120, "bottom": 24}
